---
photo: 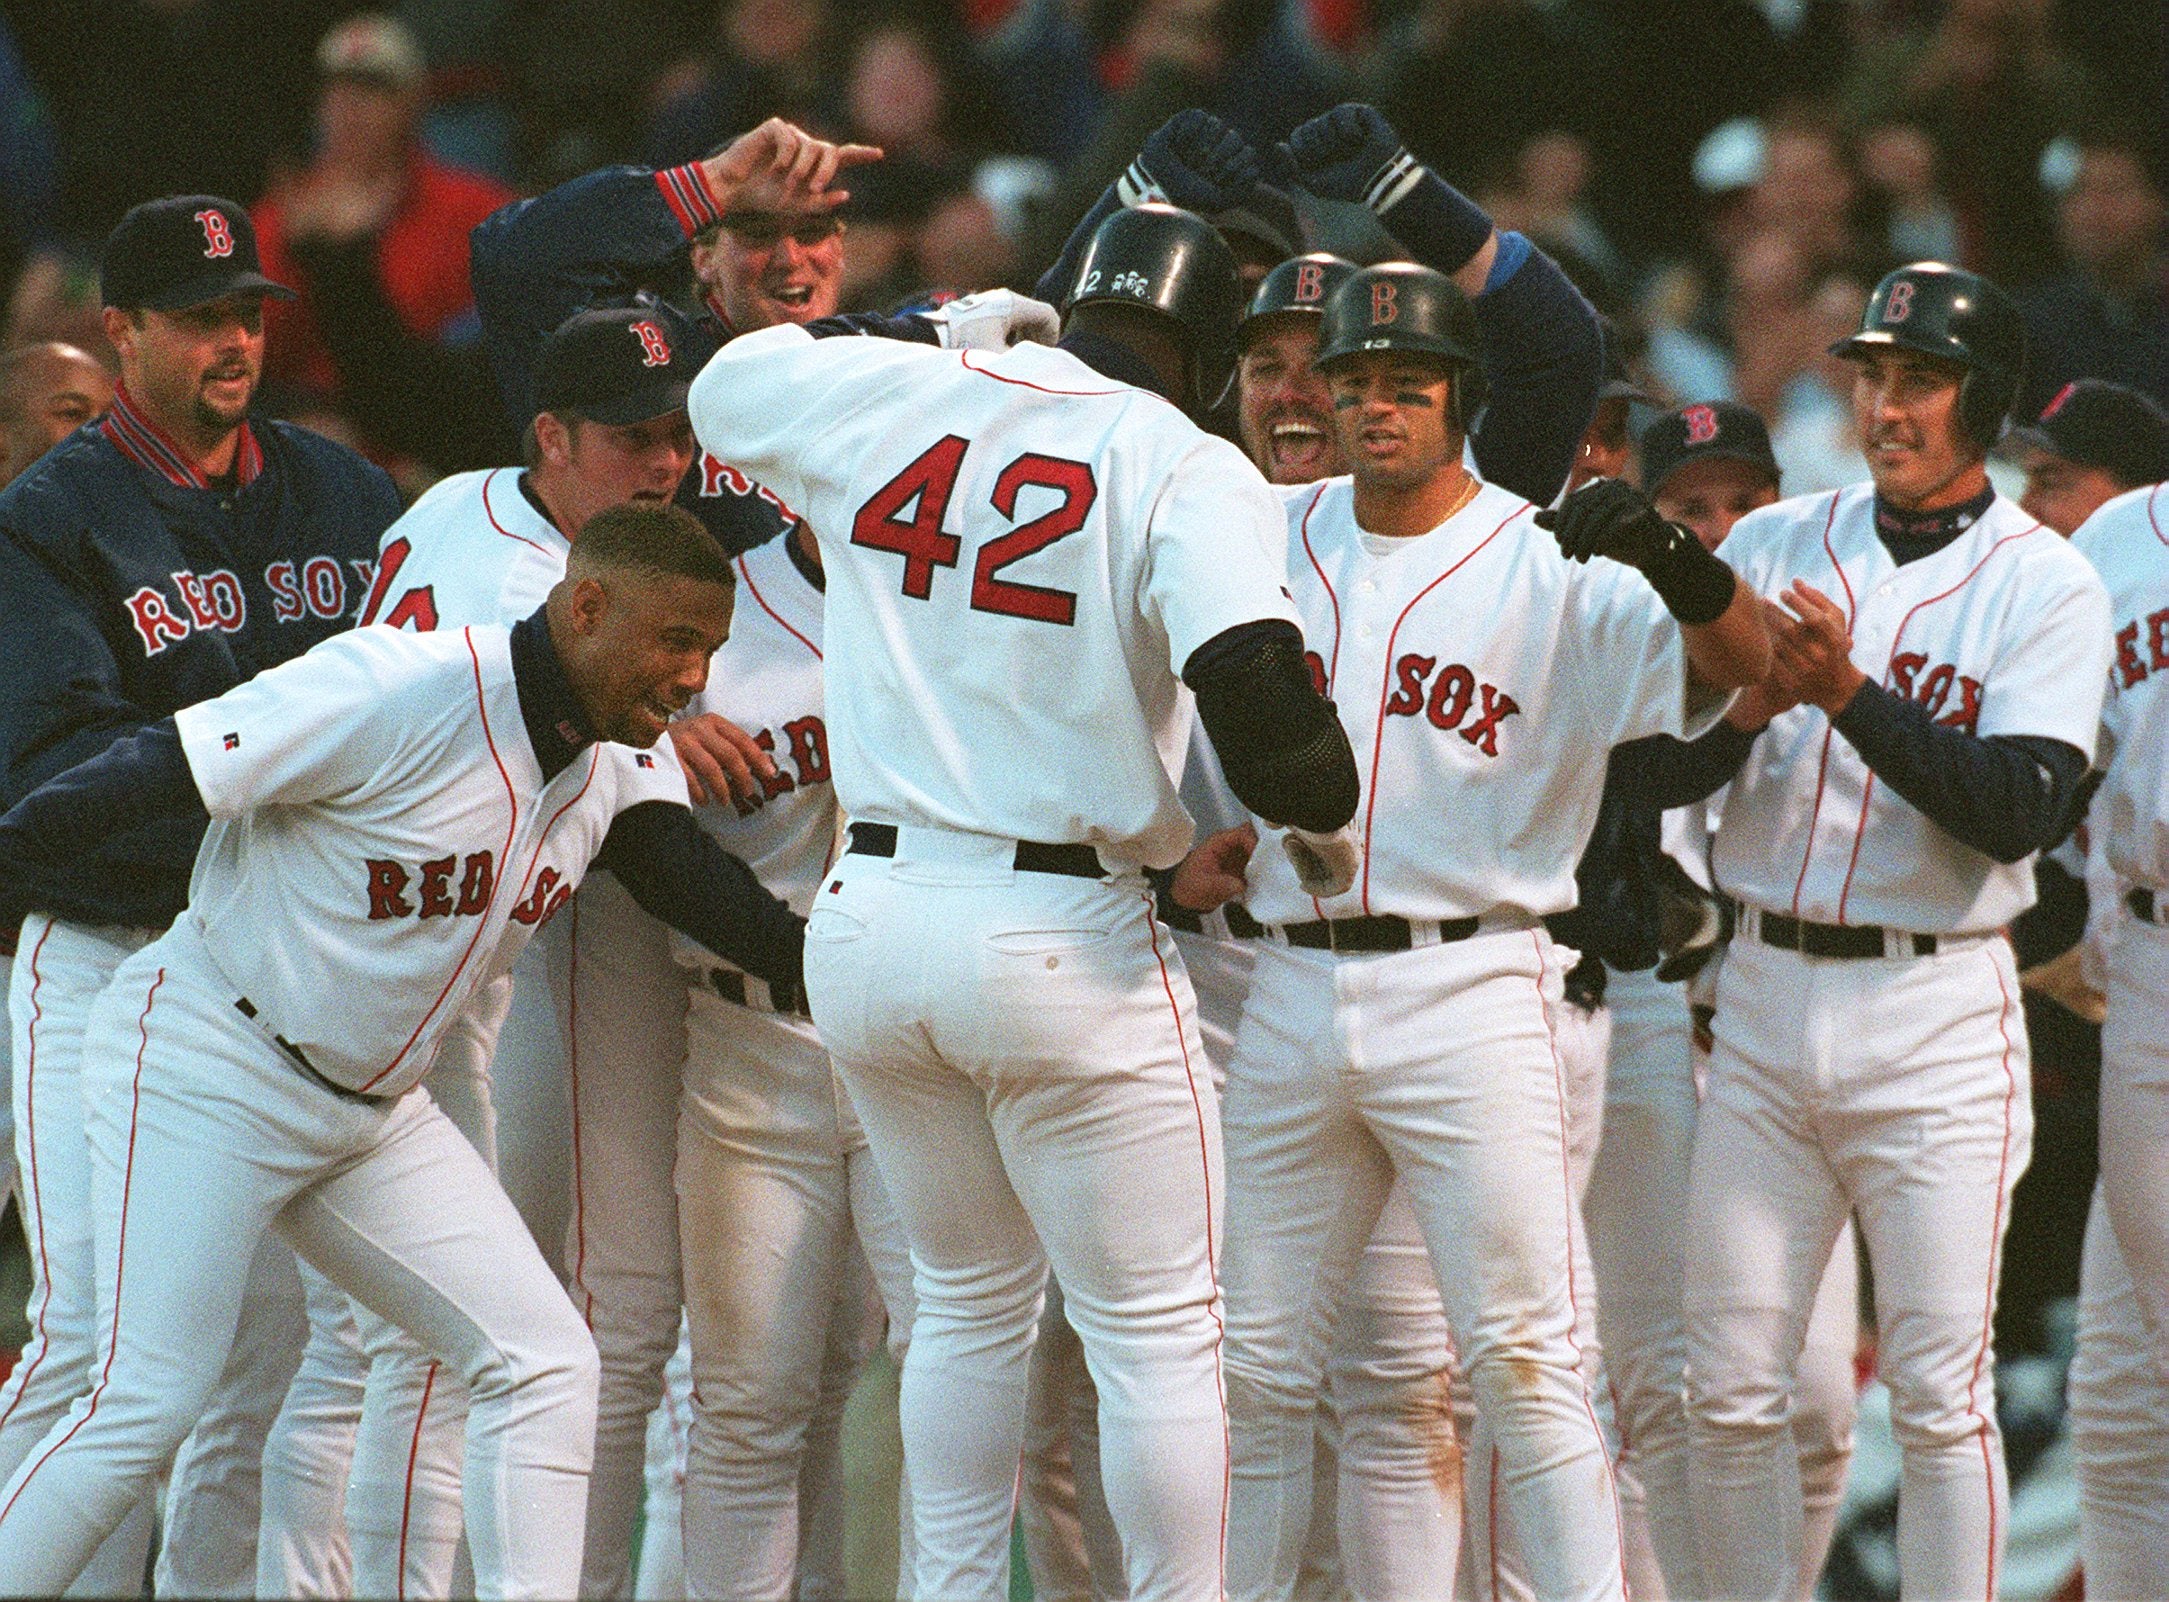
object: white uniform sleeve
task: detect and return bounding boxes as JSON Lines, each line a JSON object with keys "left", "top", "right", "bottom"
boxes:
{"left": 609, "top": 736, "right": 700, "bottom": 812}
{"left": 1975, "top": 551, "right": 2115, "bottom": 750}
{"left": 1140, "top": 438, "right": 1300, "bottom": 674}
{"left": 1565, "top": 558, "right": 1723, "bottom": 745}
{"left": 174, "top": 629, "right": 435, "bottom": 818}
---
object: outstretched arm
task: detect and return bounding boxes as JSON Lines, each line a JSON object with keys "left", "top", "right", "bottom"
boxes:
{"left": 594, "top": 800, "right": 805, "bottom": 989}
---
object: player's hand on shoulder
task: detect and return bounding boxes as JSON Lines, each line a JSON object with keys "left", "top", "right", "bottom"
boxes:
{"left": 1280, "top": 822, "right": 1360, "bottom": 899}
{"left": 1127, "top": 109, "right": 1263, "bottom": 215}
{"left": 1280, "top": 103, "right": 1418, "bottom": 211}
{"left": 1534, "top": 477, "right": 1678, "bottom": 571}
{"left": 666, "top": 712, "right": 779, "bottom": 808}
{"left": 922, "top": 289, "right": 1061, "bottom": 352}
{"left": 701, "top": 118, "right": 883, "bottom": 218}
{"left": 1170, "top": 822, "right": 1258, "bottom": 913}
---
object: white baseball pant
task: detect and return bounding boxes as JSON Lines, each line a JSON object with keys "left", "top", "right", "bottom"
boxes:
{"left": 1584, "top": 961, "right": 1857, "bottom": 1602}
{"left": 1221, "top": 929, "right": 1627, "bottom": 1602}
{"left": 1, "top": 948, "right": 15, "bottom": 1206}
{"left": 2094, "top": 902, "right": 2169, "bottom": 1357}
{"left": 676, "top": 979, "right": 916, "bottom": 1600}
{"left": 2067, "top": 1181, "right": 2169, "bottom": 1599}
{"left": 0, "top": 918, "right": 599, "bottom": 1597}
{"left": 808, "top": 828, "right": 1230, "bottom": 1602}
{"left": 1684, "top": 935, "right": 2027, "bottom": 1601}
{"left": 5, "top": 913, "right": 305, "bottom": 1597}
{"left": 636, "top": 1322, "right": 694, "bottom": 1601}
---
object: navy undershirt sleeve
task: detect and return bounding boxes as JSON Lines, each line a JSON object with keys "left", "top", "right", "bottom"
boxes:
{"left": 594, "top": 800, "right": 805, "bottom": 988}
{"left": 802, "top": 312, "right": 940, "bottom": 344}
{"left": 1631, "top": 721, "right": 1760, "bottom": 810}
{"left": 1830, "top": 681, "right": 2090, "bottom": 864}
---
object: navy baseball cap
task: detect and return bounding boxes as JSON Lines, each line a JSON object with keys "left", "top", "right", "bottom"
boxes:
{"left": 533, "top": 307, "right": 695, "bottom": 426}
{"left": 100, "top": 195, "right": 294, "bottom": 311}
{"left": 2008, "top": 380, "right": 2169, "bottom": 489}
{"left": 1639, "top": 401, "right": 1782, "bottom": 496}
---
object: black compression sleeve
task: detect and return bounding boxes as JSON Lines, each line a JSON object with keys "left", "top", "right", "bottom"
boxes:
{"left": 594, "top": 801, "right": 805, "bottom": 987}
{"left": 1183, "top": 620, "right": 1359, "bottom": 834}
{"left": 1831, "top": 682, "right": 2090, "bottom": 863}
{"left": 1628, "top": 721, "right": 1759, "bottom": 810}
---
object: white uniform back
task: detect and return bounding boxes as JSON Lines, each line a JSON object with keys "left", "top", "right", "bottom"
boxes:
{"left": 674, "top": 534, "right": 835, "bottom": 955}
{"left": 688, "top": 327, "right": 1296, "bottom": 869}
{"left": 1711, "top": 483, "right": 2112, "bottom": 932}
{"left": 1242, "top": 477, "right": 1723, "bottom": 927}
{"left": 172, "top": 626, "right": 686, "bottom": 1095}
{"left": 358, "top": 468, "right": 569, "bottom": 632}
{"left": 2073, "top": 483, "right": 2169, "bottom": 893}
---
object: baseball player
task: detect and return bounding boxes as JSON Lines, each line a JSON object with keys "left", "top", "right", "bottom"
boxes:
{"left": 467, "top": 117, "right": 882, "bottom": 1592}
{"left": 692, "top": 201, "right": 1365, "bottom": 1600}
{"left": 1566, "top": 402, "right": 1860, "bottom": 1601}
{"left": 254, "top": 303, "right": 704, "bottom": 1596}
{"left": 2066, "top": 480, "right": 2169, "bottom": 1598}
{"left": 1182, "top": 260, "right": 1769, "bottom": 1602}
{"left": 1663, "top": 264, "right": 2112, "bottom": 1598}
{"left": 2010, "top": 379, "right": 2169, "bottom": 536}
{"left": 0, "top": 500, "right": 803, "bottom": 1597}
{"left": 0, "top": 195, "right": 400, "bottom": 1596}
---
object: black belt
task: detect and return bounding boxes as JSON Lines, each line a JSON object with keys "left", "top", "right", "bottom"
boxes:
{"left": 235, "top": 997, "right": 392, "bottom": 1106}
{"left": 1163, "top": 903, "right": 1265, "bottom": 939}
{"left": 2131, "top": 887, "right": 2165, "bottom": 925}
{"left": 1277, "top": 914, "right": 1481, "bottom": 954}
{"left": 707, "top": 967, "right": 809, "bottom": 1018}
{"left": 846, "top": 821, "right": 1105, "bottom": 880}
{"left": 1739, "top": 905, "right": 1939, "bottom": 960}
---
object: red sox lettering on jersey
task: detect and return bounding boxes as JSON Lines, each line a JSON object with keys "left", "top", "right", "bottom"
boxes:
{"left": 1712, "top": 482, "right": 2112, "bottom": 931}
{"left": 125, "top": 557, "right": 374, "bottom": 655}
{"left": 172, "top": 624, "right": 687, "bottom": 1096}
{"left": 1241, "top": 476, "right": 1724, "bottom": 927}
{"left": 2073, "top": 484, "right": 2169, "bottom": 892}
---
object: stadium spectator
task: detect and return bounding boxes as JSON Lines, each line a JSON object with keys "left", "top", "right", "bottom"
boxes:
{"left": 2018, "top": 127, "right": 2168, "bottom": 412}
{"left": 646, "top": 0, "right": 838, "bottom": 168}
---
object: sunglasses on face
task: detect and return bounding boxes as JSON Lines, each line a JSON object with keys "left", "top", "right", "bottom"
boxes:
{"left": 715, "top": 213, "right": 846, "bottom": 248}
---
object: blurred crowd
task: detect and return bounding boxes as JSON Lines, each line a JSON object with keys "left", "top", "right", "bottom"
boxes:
{"left": 0, "top": 0, "right": 2161, "bottom": 498}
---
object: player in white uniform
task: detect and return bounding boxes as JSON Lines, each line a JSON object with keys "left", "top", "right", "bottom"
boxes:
{"left": 256, "top": 305, "right": 704, "bottom": 1595}
{"left": 692, "top": 202, "right": 1368, "bottom": 1601}
{"left": 1666, "top": 264, "right": 2113, "bottom": 1599}
{"left": 0, "top": 503, "right": 805, "bottom": 1596}
{"left": 2065, "top": 481, "right": 2169, "bottom": 1597}
{"left": 1178, "top": 261, "right": 1768, "bottom": 1602}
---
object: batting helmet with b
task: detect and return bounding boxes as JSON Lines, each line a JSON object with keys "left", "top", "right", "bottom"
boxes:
{"left": 1239, "top": 253, "right": 1358, "bottom": 348}
{"left": 1830, "top": 262, "right": 2026, "bottom": 447}
{"left": 1314, "top": 263, "right": 1488, "bottom": 430}
{"left": 1066, "top": 203, "right": 1243, "bottom": 414}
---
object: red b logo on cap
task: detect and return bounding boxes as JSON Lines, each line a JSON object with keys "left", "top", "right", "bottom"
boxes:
{"left": 195, "top": 209, "right": 234, "bottom": 259}
{"left": 1293, "top": 262, "right": 1325, "bottom": 304}
{"left": 1371, "top": 282, "right": 1399, "bottom": 325}
{"left": 1884, "top": 280, "right": 1915, "bottom": 323}
{"left": 631, "top": 321, "right": 672, "bottom": 367}
{"left": 1683, "top": 404, "right": 1719, "bottom": 445}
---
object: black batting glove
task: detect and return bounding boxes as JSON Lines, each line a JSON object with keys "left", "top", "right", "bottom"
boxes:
{"left": 1533, "top": 477, "right": 1680, "bottom": 570}
{"left": 1123, "top": 110, "right": 1263, "bottom": 216}
{"left": 1281, "top": 103, "right": 1425, "bottom": 213}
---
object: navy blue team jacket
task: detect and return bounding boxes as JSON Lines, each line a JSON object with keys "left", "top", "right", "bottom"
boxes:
{"left": 0, "top": 386, "right": 401, "bottom": 928}
{"left": 469, "top": 160, "right": 793, "bottom": 556}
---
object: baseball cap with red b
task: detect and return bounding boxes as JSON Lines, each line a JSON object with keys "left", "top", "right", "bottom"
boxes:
{"left": 100, "top": 195, "right": 295, "bottom": 311}
{"left": 534, "top": 306, "right": 696, "bottom": 426}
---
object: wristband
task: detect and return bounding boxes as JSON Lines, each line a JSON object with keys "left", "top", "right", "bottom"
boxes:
{"left": 1641, "top": 524, "right": 1738, "bottom": 626}
{"left": 1376, "top": 168, "right": 1493, "bottom": 275}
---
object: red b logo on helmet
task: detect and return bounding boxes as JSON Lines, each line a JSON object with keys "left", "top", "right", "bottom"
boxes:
{"left": 1293, "top": 262, "right": 1325, "bottom": 304}
{"left": 1884, "top": 280, "right": 1915, "bottom": 323}
{"left": 631, "top": 321, "right": 672, "bottom": 367}
{"left": 195, "top": 209, "right": 234, "bottom": 259}
{"left": 1683, "top": 404, "right": 1720, "bottom": 445}
{"left": 1371, "top": 281, "right": 1399, "bottom": 325}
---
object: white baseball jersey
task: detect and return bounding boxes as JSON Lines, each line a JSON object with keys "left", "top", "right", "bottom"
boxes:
{"left": 688, "top": 326, "right": 1297, "bottom": 869}
{"left": 1242, "top": 477, "right": 1725, "bottom": 927}
{"left": 2073, "top": 482, "right": 2169, "bottom": 892}
{"left": 1713, "top": 483, "right": 2112, "bottom": 932}
{"left": 673, "top": 533, "right": 836, "bottom": 967}
{"left": 358, "top": 468, "right": 569, "bottom": 632}
{"left": 172, "top": 625, "right": 686, "bottom": 1095}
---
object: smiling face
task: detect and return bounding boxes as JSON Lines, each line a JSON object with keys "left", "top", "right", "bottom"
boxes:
{"left": 1848, "top": 345, "right": 1984, "bottom": 507}
{"left": 1323, "top": 350, "right": 1462, "bottom": 492}
{"left": 533, "top": 409, "right": 697, "bottom": 540}
{"left": 691, "top": 213, "right": 846, "bottom": 330}
{"left": 1651, "top": 455, "right": 1781, "bottom": 551}
{"left": 562, "top": 570, "right": 735, "bottom": 747}
{"left": 104, "top": 294, "right": 266, "bottom": 442}
{"left": 1237, "top": 318, "right": 1344, "bottom": 484}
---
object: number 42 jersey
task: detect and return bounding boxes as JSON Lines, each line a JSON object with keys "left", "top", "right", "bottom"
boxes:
{"left": 689, "top": 328, "right": 1299, "bottom": 870}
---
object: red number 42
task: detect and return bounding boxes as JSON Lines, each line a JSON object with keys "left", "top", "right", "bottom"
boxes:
{"left": 850, "top": 436, "right": 1097, "bottom": 626}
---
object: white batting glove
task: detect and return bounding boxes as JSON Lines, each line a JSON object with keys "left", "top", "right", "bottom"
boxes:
{"left": 1280, "top": 824, "right": 1359, "bottom": 899}
{"left": 922, "top": 289, "right": 1060, "bottom": 352}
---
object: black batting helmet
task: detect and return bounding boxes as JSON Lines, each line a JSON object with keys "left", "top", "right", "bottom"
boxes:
{"left": 1314, "top": 263, "right": 1488, "bottom": 430}
{"left": 1239, "top": 253, "right": 1358, "bottom": 349}
{"left": 1066, "top": 203, "right": 1242, "bottom": 414}
{"left": 1830, "top": 262, "right": 2026, "bottom": 448}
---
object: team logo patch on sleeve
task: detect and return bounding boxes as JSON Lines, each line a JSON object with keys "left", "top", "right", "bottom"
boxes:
{"left": 223, "top": 732, "right": 241, "bottom": 750}
{"left": 635, "top": 753, "right": 656, "bottom": 768}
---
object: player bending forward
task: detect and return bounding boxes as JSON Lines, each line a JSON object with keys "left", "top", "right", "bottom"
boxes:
{"left": 0, "top": 504, "right": 801, "bottom": 1598}
{"left": 692, "top": 202, "right": 1362, "bottom": 1602}
{"left": 1180, "top": 262, "right": 1770, "bottom": 1602}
